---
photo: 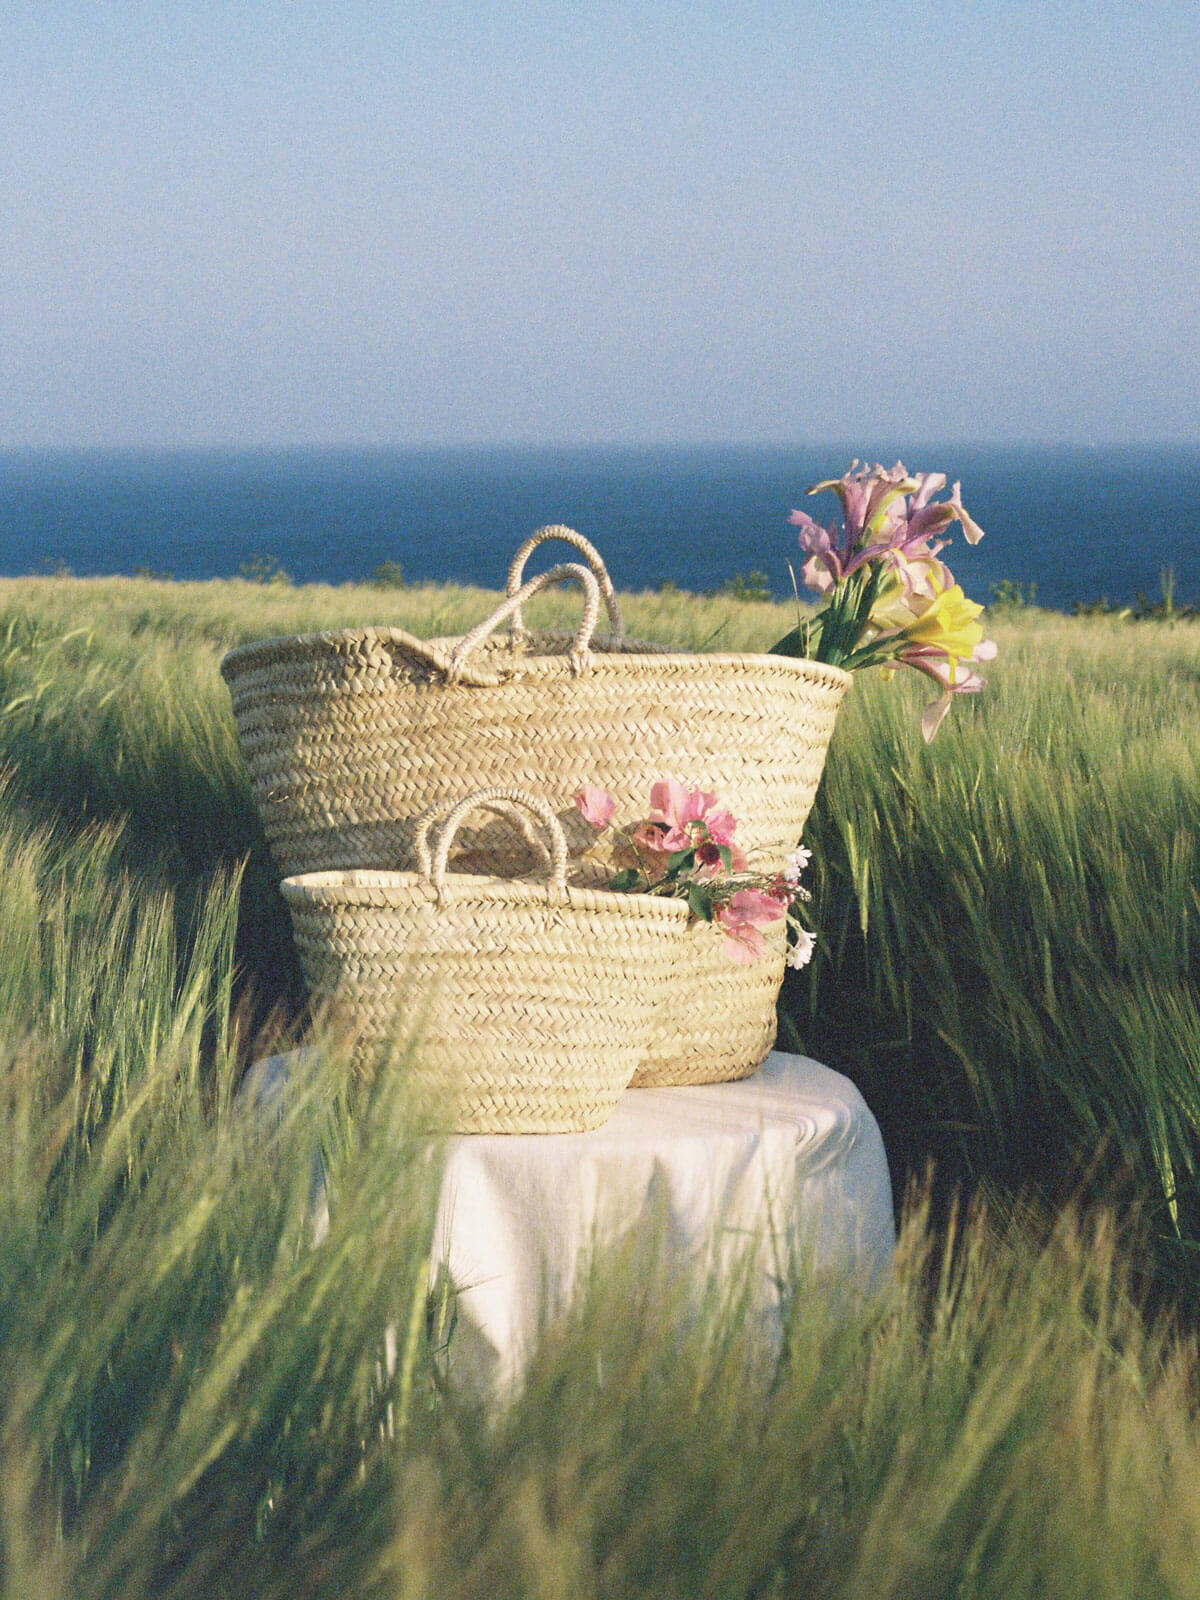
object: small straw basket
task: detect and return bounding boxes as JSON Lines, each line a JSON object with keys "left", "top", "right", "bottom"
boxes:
{"left": 221, "top": 527, "right": 850, "bottom": 883}
{"left": 280, "top": 788, "right": 696, "bottom": 1133}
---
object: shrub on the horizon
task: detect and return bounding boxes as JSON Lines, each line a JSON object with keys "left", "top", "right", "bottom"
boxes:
{"left": 369, "top": 559, "right": 406, "bottom": 588}
{"left": 1072, "top": 564, "right": 1197, "bottom": 620}
{"left": 237, "top": 553, "right": 292, "bottom": 585}
{"left": 987, "top": 577, "right": 1039, "bottom": 612}
{"left": 715, "top": 570, "right": 774, "bottom": 602}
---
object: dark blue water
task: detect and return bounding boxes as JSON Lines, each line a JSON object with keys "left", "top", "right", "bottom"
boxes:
{"left": 1, "top": 444, "right": 1197, "bottom": 613}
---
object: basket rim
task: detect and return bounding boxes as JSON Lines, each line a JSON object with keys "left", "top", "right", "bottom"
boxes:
{"left": 279, "top": 866, "right": 697, "bottom": 922}
{"left": 220, "top": 625, "right": 852, "bottom": 691}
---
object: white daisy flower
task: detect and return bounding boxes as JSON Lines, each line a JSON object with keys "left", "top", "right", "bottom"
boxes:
{"left": 783, "top": 845, "right": 812, "bottom": 884}
{"left": 786, "top": 928, "right": 817, "bottom": 969}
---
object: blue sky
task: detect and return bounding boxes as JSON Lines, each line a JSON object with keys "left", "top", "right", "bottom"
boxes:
{"left": 2, "top": 1, "right": 1197, "bottom": 447}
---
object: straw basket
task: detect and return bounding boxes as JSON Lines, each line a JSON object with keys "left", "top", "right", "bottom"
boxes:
{"left": 221, "top": 526, "right": 850, "bottom": 883}
{"left": 280, "top": 788, "right": 696, "bottom": 1133}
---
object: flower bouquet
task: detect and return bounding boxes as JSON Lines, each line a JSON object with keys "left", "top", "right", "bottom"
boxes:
{"left": 770, "top": 461, "right": 997, "bottom": 741}
{"left": 568, "top": 778, "right": 817, "bottom": 1086}
{"left": 575, "top": 779, "right": 817, "bottom": 971}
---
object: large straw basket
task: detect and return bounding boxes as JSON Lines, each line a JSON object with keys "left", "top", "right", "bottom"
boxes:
{"left": 221, "top": 527, "right": 850, "bottom": 883}
{"left": 280, "top": 789, "right": 696, "bottom": 1133}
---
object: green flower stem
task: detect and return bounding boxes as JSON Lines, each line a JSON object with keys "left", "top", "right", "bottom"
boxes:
{"left": 768, "top": 563, "right": 886, "bottom": 669}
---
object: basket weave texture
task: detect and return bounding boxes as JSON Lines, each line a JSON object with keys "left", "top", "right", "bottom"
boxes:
{"left": 281, "top": 789, "right": 697, "bottom": 1133}
{"left": 630, "top": 914, "right": 786, "bottom": 1087}
{"left": 221, "top": 528, "right": 850, "bottom": 883}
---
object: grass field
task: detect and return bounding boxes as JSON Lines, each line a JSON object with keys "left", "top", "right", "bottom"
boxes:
{"left": 2, "top": 572, "right": 1200, "bottom": 1598}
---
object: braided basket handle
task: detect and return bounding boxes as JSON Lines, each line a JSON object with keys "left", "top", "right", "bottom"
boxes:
{"left": 506, "top": 526, "right": 624, "bottom": 643}
{"left": 448, "top": 562, "right": 601, "bottom": 681}
{"left": 413, "top": 788, "right": 570, "bottom": 900}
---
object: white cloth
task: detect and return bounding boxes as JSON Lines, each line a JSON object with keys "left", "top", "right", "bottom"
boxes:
{"left": 246, "top": 1051, "right": 894, "bottom": 1393}
{"left": 430, "top": 1052, "right": 894, "bottom": 1387}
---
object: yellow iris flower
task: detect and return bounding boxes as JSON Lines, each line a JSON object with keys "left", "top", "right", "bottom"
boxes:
{"left": 872, "top": 569, "right": 987, "bottom": 687}
{"left": 900, "top": 582, "right": 986, "bottom": 659}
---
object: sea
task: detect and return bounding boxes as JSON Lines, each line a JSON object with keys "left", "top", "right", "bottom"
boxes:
{"left": 1, "top": 443, "right": 1197, "bottom": 614}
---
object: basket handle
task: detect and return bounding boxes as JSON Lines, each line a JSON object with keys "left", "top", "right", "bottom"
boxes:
{"left": 413, "top": 787, "right": 570, "bottom": 899}
{"left": 506, "top": 526, "right": 624, "bottom": 643}
{"left": 447, "top": 562, "right": 601, "bottom": 682}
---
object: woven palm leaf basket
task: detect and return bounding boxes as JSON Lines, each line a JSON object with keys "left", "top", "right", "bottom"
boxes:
{"left": 227, "top": 528, "right": 847, "bottom": 1089}
{"left": 280, "top": 789, "right": 702, "bottom": 1133}
{"left": 221, "top": 526, "right": 850, "bottom": 884}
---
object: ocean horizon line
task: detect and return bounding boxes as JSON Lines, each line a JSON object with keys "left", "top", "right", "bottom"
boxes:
{"left": 2, "top": 442, "right": 1197, "bottom": 612}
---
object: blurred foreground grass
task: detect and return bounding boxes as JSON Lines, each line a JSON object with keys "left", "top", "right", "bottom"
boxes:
{"left": 1, "top": 573, "right": 1200, "bottom": 1596}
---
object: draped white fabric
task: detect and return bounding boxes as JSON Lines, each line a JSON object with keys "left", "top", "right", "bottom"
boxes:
{"left": 248, "top": 1051, "right": 895, "bottom": 1393}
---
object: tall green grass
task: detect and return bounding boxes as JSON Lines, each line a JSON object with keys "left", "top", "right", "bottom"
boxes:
{"left": 3, "top": 574, "right": 1200, "bottom": 1594}
{"left": 1, "top": 836, "right": 1198, "bottom": 1599}
{"left": 794, "top": 613, "right": 1200, "bottom": 1292}
{"left": 1, "top": 576, "right": 1196, "bottom": 1255}
{"left": 0, "top": 810, "right": 442, "bottom": 1600}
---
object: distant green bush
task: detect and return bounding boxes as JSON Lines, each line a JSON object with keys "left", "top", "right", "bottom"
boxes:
{"left": 238, "top": 553, "right": 292, "bottom": 586}
{"left": 369, "top": 559, "right": 406, "bottom": 589}
{"left": 987, "top": 577, "right": 1038, "bottom": 611}
{"left": 715, "top": 570, "right": 773, "bottom": 602}
{"left": 1072, "top": 565, "right": 1197, "bottom": 621}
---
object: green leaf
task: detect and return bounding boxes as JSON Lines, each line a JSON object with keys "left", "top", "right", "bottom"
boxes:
{"left": 685, "top": 883, "right": 714, "bottom": 921}
{"left": 607, "top": 868, "right": 642, "bottom": 893}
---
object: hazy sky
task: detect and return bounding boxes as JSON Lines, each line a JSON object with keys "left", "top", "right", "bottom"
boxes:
{"left": 2, "top": 1, "right": 1197, "bottom": 448}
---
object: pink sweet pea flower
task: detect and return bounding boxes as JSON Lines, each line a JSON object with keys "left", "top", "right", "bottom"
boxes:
{"left": 702, "top": 807, "right": 739, "bottom": 848}
{"left": 647, "top": 780, "right": 746, "bottom": 857}
{"left": 648, "top": 779, "right": 718, "bottom": 849}
{"left": 716, "top": 888, "right": 785, "bottom": 964}
{"left": 574, "top": 785, "right": 616, "bottom": 829}
{"left": 723, "top": 888, "right": 787, "bottom": 926}
{"left": 647, "top": 778, "right": 692, "bottom": 823}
